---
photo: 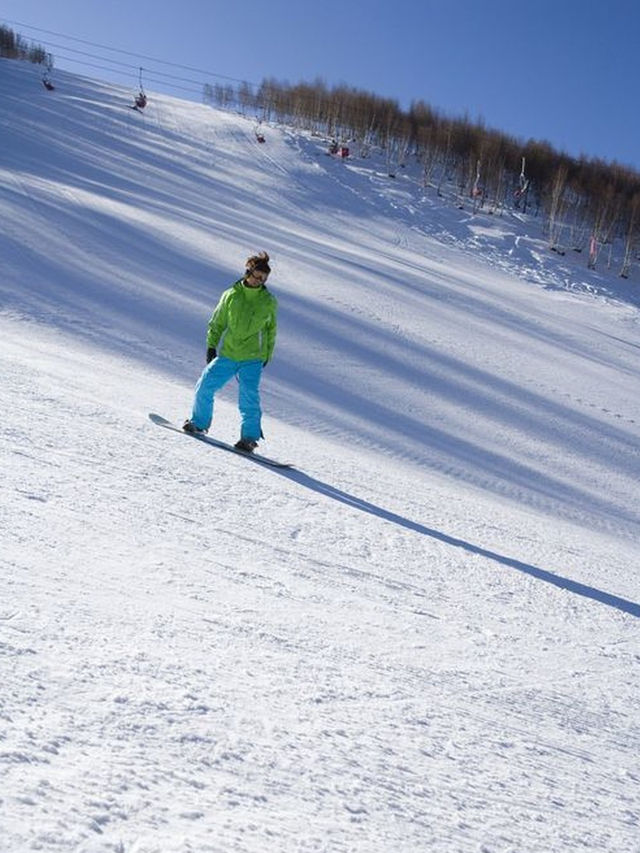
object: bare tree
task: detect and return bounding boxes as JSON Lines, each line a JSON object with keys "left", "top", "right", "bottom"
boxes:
{"left": 620, "top": 192, "right": 640, "bottom": 278}
{"left": 547, "top": 164, "right": 570, "bottom": 252}
{"left": 238, "top": 81, "right": 254, "bottom": 116}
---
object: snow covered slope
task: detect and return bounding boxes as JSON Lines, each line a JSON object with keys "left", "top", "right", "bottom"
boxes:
{"left": 1, "top": 60, "right": 639, "bottom": 853}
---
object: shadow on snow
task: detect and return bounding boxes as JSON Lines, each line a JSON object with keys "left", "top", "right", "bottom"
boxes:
{"left": 277, "top": 467, "right": 640, "bottom": 621}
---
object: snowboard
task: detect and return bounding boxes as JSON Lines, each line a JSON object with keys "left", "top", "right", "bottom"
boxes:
{"left": 148, "top": 414, "right": 294, "bottom": 469}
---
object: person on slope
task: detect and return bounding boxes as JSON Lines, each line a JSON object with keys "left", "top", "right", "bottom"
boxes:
{"left": 183, "top": 251, "right": 278, "bottom": 453}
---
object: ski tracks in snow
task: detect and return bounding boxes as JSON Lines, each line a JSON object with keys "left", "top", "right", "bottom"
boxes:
{"left": 2, "top": 66, "right": 640, "bottom": 853}
{"left": 2, "top": 316, "right": 640, "bottom": 853}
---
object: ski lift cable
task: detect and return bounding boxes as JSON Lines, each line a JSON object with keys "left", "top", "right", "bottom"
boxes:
{"left": 31, "top": 39, "right": 230, "bottom": 91}
{"left": 48, "top": 54, "right": 205, "bottom": 97}
{"left": 26, "top": 39, "right": 146, "bottom": 73}
{"left": 2, "top": 18, "right": 260, "bottom": 88}
{"left": 36, "top": 44, "right": 228, "bottom": 92}
{"left": 4, "top": 23, "right": 257, "bottom": 98}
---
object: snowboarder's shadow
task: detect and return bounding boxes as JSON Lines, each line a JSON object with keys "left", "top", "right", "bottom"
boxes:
{"left": 280, "top": 468, "right": 640, "bottom": 620}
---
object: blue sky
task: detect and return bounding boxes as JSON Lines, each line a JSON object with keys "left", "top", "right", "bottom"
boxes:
{"left": 3, "top": 0, "right": 639, "bottom": 171}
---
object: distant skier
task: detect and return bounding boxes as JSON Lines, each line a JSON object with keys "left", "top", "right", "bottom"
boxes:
{"left": 183, "top": 251, "right": 278, "bottom": 453}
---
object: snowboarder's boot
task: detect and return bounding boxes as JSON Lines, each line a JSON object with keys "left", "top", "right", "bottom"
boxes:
{"left": 183, "top": 419, "right": 206, "bottom": 435}
{"left": 234, "top": 438, "right": 258, "bottom": 453}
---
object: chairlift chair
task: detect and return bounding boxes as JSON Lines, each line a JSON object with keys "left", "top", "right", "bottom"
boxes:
{"left": 132, "top": 66, "right": 147, "bottom": 110}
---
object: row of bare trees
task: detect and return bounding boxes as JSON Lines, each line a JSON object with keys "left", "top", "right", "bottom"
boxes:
{"left": 0, "top": 25, "right": 51, "bottom": 66}
{"left": 205, "top": 77, "right": 640, "bottom": 279}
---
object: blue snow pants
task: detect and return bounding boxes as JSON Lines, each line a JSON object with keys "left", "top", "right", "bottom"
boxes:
{"left": 190, "top": 356, "right": 263, "bottom": 440}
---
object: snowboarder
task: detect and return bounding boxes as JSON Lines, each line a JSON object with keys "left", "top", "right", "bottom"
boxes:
{"left": 183, "top": 251, "right": 278, "bottom": 453}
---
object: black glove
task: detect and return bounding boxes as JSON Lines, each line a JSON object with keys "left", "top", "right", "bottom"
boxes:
{"left": 206, "top": 347, "right": 217, "bottom": 363}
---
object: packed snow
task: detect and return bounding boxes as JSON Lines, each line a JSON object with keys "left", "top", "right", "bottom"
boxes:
{"left": 1, "top": 60, "right": 639, "bottom": 853}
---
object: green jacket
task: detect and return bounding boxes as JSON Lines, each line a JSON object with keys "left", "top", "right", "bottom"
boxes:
{"left": 206, "top": 280, "right": 278, "bottom": 362}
